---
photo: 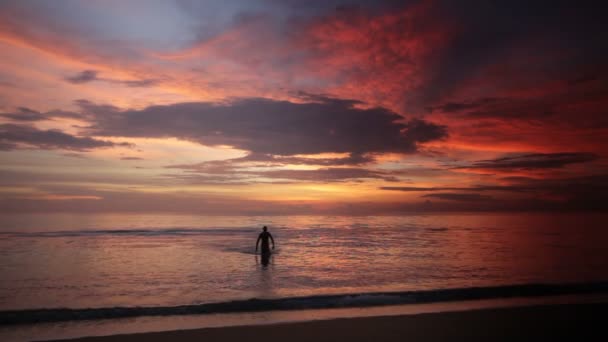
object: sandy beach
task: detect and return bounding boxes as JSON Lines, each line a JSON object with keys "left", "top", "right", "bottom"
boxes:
{"left": 53, "top": 302, "right": 607, "bottom": 341}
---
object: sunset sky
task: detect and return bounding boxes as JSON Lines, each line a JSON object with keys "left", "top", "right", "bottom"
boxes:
{"left": 0, "top": 0, "right": 606, "bottom": 214}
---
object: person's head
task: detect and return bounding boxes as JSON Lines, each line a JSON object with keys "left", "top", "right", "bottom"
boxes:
{"left": 263, "top": 226, "right": 268, "bottom": 232}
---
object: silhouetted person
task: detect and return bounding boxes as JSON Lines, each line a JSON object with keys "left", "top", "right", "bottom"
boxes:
{"left": 256, "top": 226, "right": 275, "bottom": 257}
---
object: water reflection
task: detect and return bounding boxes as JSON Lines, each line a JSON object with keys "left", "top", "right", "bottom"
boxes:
{"left": 254, "top": 252, "right": 275, "bottom": 299}
{"left": 1, "top": 213, "right": 607, "bottom": 311}
{"left": 255, "top": 252, "right": 273, "bottom": 268}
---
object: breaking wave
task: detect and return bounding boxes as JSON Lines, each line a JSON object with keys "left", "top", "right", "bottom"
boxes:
{"left": 2, "top": 282, "right": 606, "bottom": 325}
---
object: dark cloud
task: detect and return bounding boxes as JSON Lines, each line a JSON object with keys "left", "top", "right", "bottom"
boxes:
{"left": 401, "top": 118, "right": 449, "bottom": 143}
{"left": 65, "top": 70, "right": 99, "bottom": 84}
{"left": 0, "top": 124, "right": 130, "bottom": 151}
{"left": 414, "top": 0, "right": 608, "bottom": 108}
{"left": 167, "top": 159, "right": 236, "bottom": 174}
{"left": 278, "top": 153, "right": 373, "bottom": 166}
{"left": 75, "top": 99, "right": 120, "bottom": 118}
{"left": 0, "top": 141, "right": 17, "bottom": 150}
{"left": 568, "top": 74, "right": 599, "bottom": 86}
{"left": 422, "top": 193, "right": 493, "bottom": 201}
{"left": 163, "top": 173, "right": 254, "bottom": 185}
{"left": 460, "top": 153, "right": 599, "bottom": 170}
{"left": 426, "top": 94, "right": 602, "bottom": 119}
{"left": 120, "top": 79, "right": 159, "bottom": 87}
{"left": 503, "top": 174, "right": 608, "bottom": 211}
{"left": 86, "top": 96, "right": 447, "bottom": 156}
{"left": 0, "top": 107, "right": 47, "bottom": 121}
{"left": 385, "top": 172, "right": 608, "bottom": 191}
{"left": 382, "top": 186, "right": 463, "bottom": 192}
{"left": 261, "top": 0, "right": 413, "bottom": 14}
{"left": 256, "top": 167, "right": 399, "bottom": 182}
{"left": 427, "top": 98, "right": 501, "bottom": 113}
{"left": 384, "top": 173, "right": 608, "bottom": 210}
{"left": 64, "top": 70, "right": 159, "bottom": 87}
{"left": 62, "top": 153, "right": 88, "bottom": 159}
{"left": 380, "top": 185, "right": 532, "bottom": 193}
{"left": 120, "top": 156, "right": 144, "bottom": 160}
{"left": 463, "top": 101, "right": 556, "bottom": 119}
{"left": 0, "top": 106, "right": 89, "bottom": 122}
{"left": 237, "top": 151, "right": 375, "bottom": 166}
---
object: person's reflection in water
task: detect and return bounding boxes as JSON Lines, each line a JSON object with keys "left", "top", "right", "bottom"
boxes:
{"left": 260, "top": 251, "right": 271, "bottom": 266}
{"left": 254, "top": 253, "right": 273, "bottom": 268}
{"left": 255, "top": 226, "right": 275, "bottom": 267}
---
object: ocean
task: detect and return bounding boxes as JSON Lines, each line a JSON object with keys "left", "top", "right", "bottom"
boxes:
{"left": 1, "top": 213, "right": 607, "bottom": 337}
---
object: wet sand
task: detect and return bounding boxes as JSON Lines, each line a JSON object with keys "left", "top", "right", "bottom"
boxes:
{"left": 53, "top": 302, "right": 607, "bottom": 341}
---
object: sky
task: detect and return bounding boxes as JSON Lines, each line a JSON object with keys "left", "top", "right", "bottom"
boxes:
{"left": 0, "top": 0, "right": 607, "bottom": 214}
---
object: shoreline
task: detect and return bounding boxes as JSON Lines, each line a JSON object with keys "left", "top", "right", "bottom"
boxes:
{"left": 1, "top": 293, "right": 605, "bottom": 342}
{"left": 3, "top": 281, "right": 607, "bottom": 325}
{"left": 52, "top": 301, "right": 608, "bottom": 341}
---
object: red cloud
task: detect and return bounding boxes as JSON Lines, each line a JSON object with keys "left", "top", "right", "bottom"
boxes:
{"left": 294, "top": 1, "right": 454, "bottom": 112}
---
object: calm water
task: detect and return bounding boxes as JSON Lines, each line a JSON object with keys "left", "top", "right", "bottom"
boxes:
{"left": 1, "top": 213, "right": 607, "bottom": 311}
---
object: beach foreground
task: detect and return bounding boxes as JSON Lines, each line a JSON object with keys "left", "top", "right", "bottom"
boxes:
{"left": 54, "top": 302, "right": 606, "bottom": 342}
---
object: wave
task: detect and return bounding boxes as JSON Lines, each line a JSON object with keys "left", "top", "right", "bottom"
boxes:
{"left": 2, "top": 282, "right": 607, "bottom": 325}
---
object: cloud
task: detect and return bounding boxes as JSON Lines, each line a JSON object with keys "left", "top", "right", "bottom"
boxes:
{"left": 65, "top": 70, "right": 98, "bottom": 84}
{"left": 167, "top": 167, "right": 399, "bottom": 184}
{"left": 165, "top": 150, "right": 458, "bottom": 185}
{"left": 255, "top": 152, "right": 375, "bottom": 166}
{"left": 256, "top": 167, "right": 399, "bottom": 182}
{"left": 0, "top": 107, "right": 48, "bottom": 121}
{"left": 427, "top": 98, "right": 502, "bottom": 113}
{"left": 293, "top": 1, "right": 451, "bottom": 111}
{"left": 568, "top": 74, "right": 599, "bottom": 86}
{"left": 383, "top": 173, "right": 608, "bottom": 196}
{"left": 86, "top": 95, "right": 447, "bottom": 156}
{"left": 222, "top": 151, "right": 375, "bottom": 166}
{"left": 62, "top": 153, "right": 88, "bottom": 159}
{"left": 416, "top": 2, "right": 608, "bottom": 153}
{"left": 166, "top": 152, "right": 376, "bottom": 184}
{"left": 501, "top": 174, "right": 608, "bottom": 211}
{"left": 427, "top": 95, "right": 582, "bottom": 120}
{"left": 383, "top": 173, "right": 608, "bottom": 210}
{"left": 422, "top": 193, "right": 493, "bottom": 201}
{"left": 119, "top": 79, "right": 159, "bottom": 87}
{"left": 0, "top": 1, "right": 606, "bottom": 215}
{"left": 2, "top": 168, "right": 607, "bottom": 213}
{"left": 167, "top": 156, "right": 401, "bottom": 184}
{"left": 160, "top": 1, "right": 452, "bottom": 112}
{"left": 379, "top": 185, "right": 532, "bottom": 193}
{"left": 64, "top": 70, "right": 159, "bottom": 88}
{"left": 0, "top": 107, "right": 90, "bottom": 123}
{"left": 459, "top": 153, "right": 599, "bottom": 170}
{"left": 0, "top": 124, "right": 130, "bottom": 151}
{"left": 120, "top": 156, "right": 143, "bottom": 160}
{"left": 0, "top": 141, "right": 17, "bottom": 150}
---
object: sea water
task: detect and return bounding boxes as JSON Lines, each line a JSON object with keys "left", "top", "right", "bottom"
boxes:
{"left": 1, "top": 212, "right": 607, "bottom": 314}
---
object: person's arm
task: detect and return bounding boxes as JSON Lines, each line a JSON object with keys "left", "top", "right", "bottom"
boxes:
{"left": 269, "top": 233, "right": 275, "bottom": 249}
{"left": 256, "top": 234, "right": 261, "bottom": 252}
